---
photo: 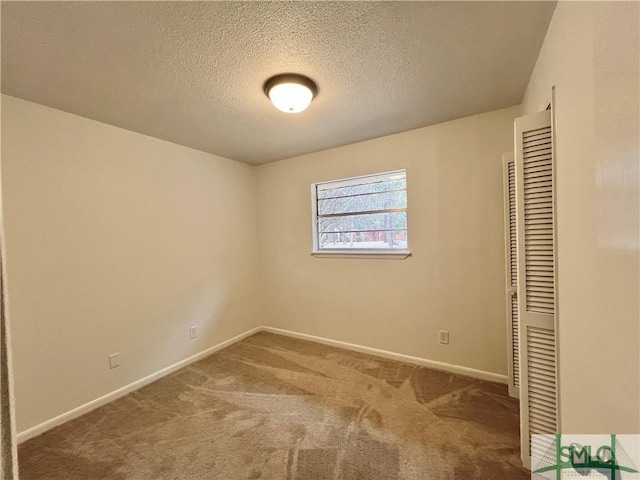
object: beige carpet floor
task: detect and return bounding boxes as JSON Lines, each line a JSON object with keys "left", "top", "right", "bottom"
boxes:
{"left": 19, "top": 332, "right": 529, "bottom": 479}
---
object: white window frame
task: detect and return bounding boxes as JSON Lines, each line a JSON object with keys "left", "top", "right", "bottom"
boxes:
{"left": 311, "top": 169, "right": 411, "bottom": 259}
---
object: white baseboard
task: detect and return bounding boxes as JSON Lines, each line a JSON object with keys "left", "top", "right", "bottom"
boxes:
{"left": 17, "top": 326, "right": 262, "bottom": 444}
{"left": 261, "top": 326, "right": 508, "bottom": 385}
{"left": 18, "top": 324, "right": 506, "bottom": 443}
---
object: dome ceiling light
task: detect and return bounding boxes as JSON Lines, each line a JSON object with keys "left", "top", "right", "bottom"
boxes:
{"left": 263, "top": 73, "right": 318, "bottom": 114}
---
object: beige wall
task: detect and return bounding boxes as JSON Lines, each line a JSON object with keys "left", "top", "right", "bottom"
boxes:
{"left": 523, "top": 2, "right": 639, "bottom": 433}
{"left": 257, "top": 106, "right": 521, "bottom": 376}
{"left": 1, "top": 95, "right": 260, "bottom": 432}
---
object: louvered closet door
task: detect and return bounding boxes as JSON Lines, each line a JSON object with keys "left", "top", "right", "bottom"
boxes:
{"left": 503, "top": 152, "right": 519, "bottom": 400}
{"left": 515, "top": 109, "right": 559, "bottom": 470}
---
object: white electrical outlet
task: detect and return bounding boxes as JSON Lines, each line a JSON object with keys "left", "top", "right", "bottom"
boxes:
{"left": 108, "top": 353, "right": 120, "bottom": 369}
{"left": 439, "top": 330, "right": 450, "bottom": 345}
{"left": 189, "top": 326, "right": 198, "bottom": 339}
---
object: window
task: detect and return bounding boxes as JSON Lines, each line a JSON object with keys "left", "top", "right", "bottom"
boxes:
{"left": 311, "top": 170, "right": 409, "bottom": 257}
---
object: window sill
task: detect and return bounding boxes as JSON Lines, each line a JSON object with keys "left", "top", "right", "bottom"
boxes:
{"left": 311, "top": 250, "right": 411, "bottom": 260}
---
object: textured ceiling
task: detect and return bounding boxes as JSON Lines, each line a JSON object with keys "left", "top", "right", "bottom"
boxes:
{"left": 1, "top": 1, "right": 556, "bottom": 165}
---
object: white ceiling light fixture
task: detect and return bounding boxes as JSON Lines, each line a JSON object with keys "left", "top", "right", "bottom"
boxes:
{"left": 264, "top": 73, "right": 318, "bottom": 114}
